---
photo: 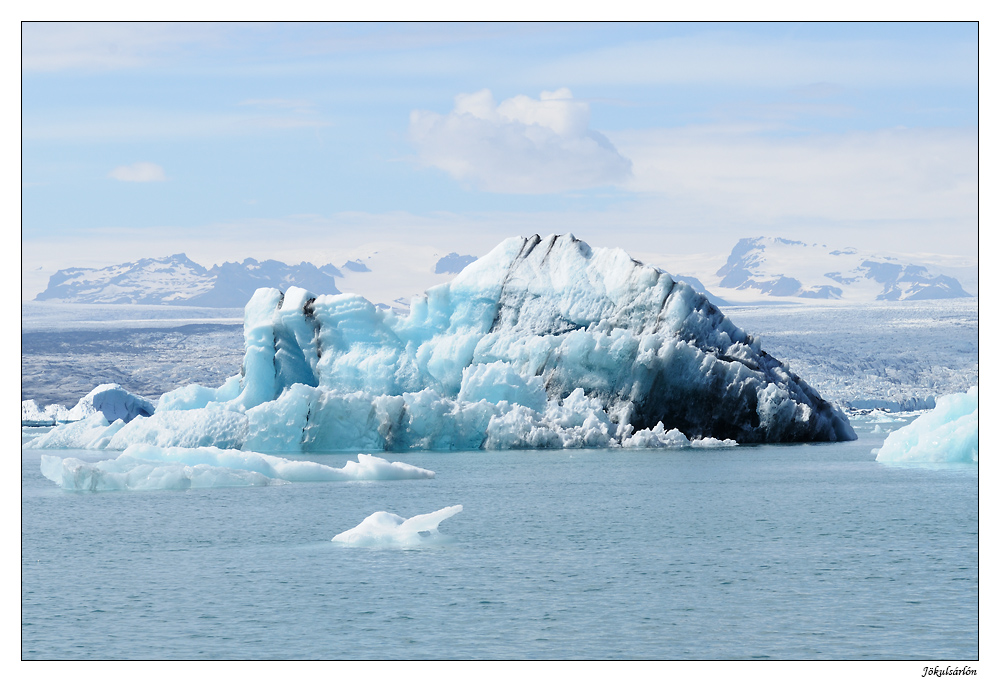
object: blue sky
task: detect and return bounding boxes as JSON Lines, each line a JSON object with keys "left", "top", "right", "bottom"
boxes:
{"left": 21, "top": 21, "right": 979, "bottom": 296}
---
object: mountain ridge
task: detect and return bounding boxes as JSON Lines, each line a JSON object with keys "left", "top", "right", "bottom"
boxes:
{"left": 714, "top": 237, "right": 973, "bottom": 302}
{"left": 35, "top": 254, "right": 344, "bottom": 308}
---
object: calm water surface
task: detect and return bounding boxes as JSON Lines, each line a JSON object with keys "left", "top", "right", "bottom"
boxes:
{"left": 21, "top": 425, "right": 978, "bottom": 660}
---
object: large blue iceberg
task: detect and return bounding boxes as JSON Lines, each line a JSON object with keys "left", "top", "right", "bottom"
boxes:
{"left": 28, "top": 234, "right": 855, "bottom": 452}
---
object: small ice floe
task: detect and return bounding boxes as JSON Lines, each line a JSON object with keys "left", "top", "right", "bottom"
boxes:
{"left": 39, "top": 445, "right": 434, "bottom": 492}
{"left": 332, "top": 505, "right": 463, "bottom": 548}
{"left": 621, "top": 422, "right": 738, "bottom": 448}
{"left": 39, "top": 454, "right": 282, "bottom": 491}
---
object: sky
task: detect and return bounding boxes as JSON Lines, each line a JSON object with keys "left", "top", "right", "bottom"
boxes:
{"left": 20, "top": 21, "right": 980, "bottom": 298}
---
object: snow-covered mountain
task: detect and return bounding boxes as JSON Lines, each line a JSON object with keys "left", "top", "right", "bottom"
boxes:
{"left": 714, "top": 237, "right": 974, "bottom": 302}
{"left": 34, "top": 250, "right": 483, "bottom": 309}
{"left": 35, "top": 254, "right": 344, "bottom": 308}
{"left": 36, "top": 255, "right": 217, "bottom": 305}
{"left": 188, "top": 259, "right": 343, "bottom": 308}
{"left": 434, "top": 252, "right": 478, "bottom": 274}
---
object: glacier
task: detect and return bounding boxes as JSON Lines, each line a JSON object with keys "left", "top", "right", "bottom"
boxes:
{"left": 40, "top": 445, "right": 434, "bottom": 491}
{"left": 27, "top": 234, "right": 855, "bottom": 452}
{"left": 332, "top": 505, "right": 463, "bottom": 547}
{"left": 876, "top": 387, "right": 978, "bottom": 464}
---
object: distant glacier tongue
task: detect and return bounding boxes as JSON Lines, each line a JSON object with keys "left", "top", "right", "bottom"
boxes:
{"left": 38, "top": 234, "right": 856, "bottom": 452}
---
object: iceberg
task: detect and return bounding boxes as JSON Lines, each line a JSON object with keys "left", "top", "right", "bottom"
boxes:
{"left": 69, "top": 383, "right": 155, "bottom": 423}
{"left": 876, "top": 387, "right": 978, "bottom": 463}
{"left": 332, "top": 505, "right": 463, "bottom": 547}
{"left": 39, "top": 445, "right": 434, "bottom": 491}
{"left": 21, "top": 383, "right": 154, "bottom": 426}
{"left": 40, "top": 453, "right": 282, "bottom": 491}
{"left": 28, "top": 234, "right": 854, "bottom": 452}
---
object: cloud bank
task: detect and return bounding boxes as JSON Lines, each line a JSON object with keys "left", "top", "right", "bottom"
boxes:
{"left": 610, "top": 125, "right": 977, "bottom": 224}
{"left": 409, "top": 88, "right": 631, "bottom": 194}
{"left": 22, "top": 22, "right": 222, "bottom": 72}
{"left": 532, "top": 33, "right": 977, "bottom": 89}
{"left": 109, "top": 162, "right": 166, "bottom": 183}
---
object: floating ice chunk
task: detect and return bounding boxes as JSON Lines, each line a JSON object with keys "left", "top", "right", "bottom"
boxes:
{"left": 690, "top": 436, "right": 739, "bottom": 448}
{"left": 621, "top": 422, "right": 738, "bottom": 448}
{"left": 332, "top": 505, "right": 462, "bottom": 547}
{"left": 23, "top": 384, "right": 154, "bottom": 427}
{"left": 39, "top": 453, "right": 281, "bottom": 491}
{"left": 337, "top": 453, "right": 436, "bottom": 480}
{"left": 67, "top": 383, "right": 155, "bottom": 423}
{"left": 621, "top": 422, "right": 690, "bottom": 448}
{"left": 121, "top": 445, "right": 434, "bottom": 481}
{"left": 876, "top": 386, "right": 978, "bottom": 463}
{"left": 39, "top": 446, "right": 434, "bottom": 491}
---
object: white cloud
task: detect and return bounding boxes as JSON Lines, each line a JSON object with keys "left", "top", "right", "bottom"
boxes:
{"left": 109, "top": 162, "right": 167, "bottom": 183}
{"left": 409, "top": 88, "right": 631, "bottom": 194}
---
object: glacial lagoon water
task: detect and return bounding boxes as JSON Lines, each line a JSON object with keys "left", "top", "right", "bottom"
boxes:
{"left": 21, "top": 421, "right": 978, "bottom": 660}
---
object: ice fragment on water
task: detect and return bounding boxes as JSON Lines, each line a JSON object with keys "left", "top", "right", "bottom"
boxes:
{"left": 332, "top": 505, "right": 463, "bottom": 547}
{"left": 39, "top": 445, "right": 434, "bottom": 491}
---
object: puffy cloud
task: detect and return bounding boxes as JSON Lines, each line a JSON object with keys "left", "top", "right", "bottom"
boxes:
{"left": 409, "top": 88, "right": 631, "bottom": 194}
{"left": 109, "top": 162, "right": 166, "bottom": 183}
